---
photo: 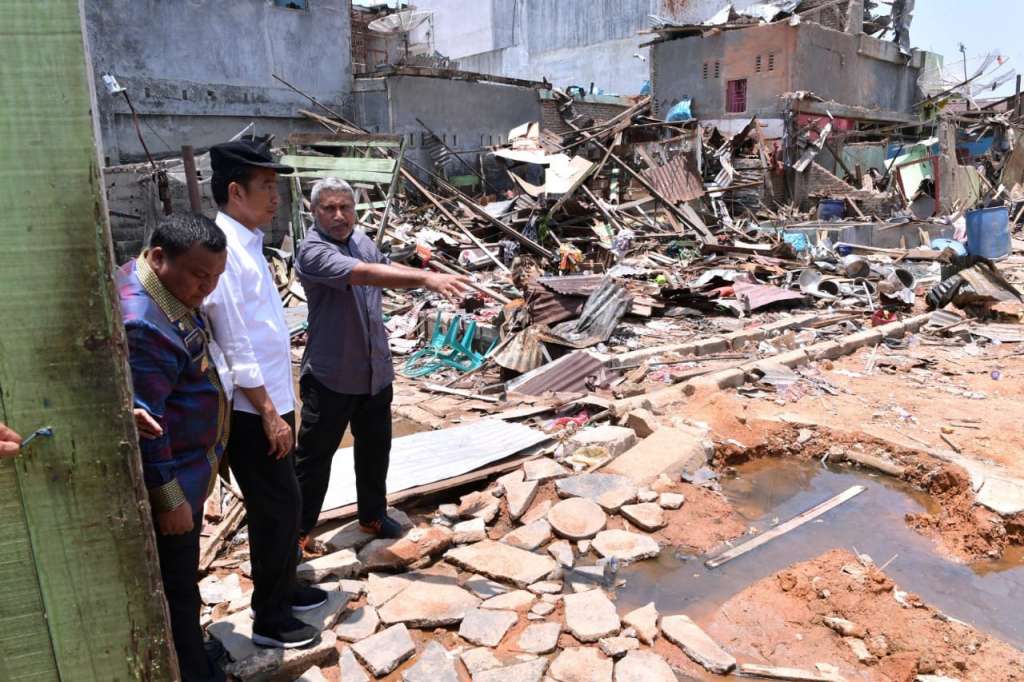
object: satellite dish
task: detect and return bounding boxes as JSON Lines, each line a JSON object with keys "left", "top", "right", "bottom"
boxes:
{"left": 368, "top": 9, "right": 432, "bottom": 34}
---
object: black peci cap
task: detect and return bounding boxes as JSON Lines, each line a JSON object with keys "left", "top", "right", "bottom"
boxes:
{"left": 210, "top": 139, "right": 294, "bottom": 177}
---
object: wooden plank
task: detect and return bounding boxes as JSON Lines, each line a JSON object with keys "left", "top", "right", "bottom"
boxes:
{"left": 736, "top": 663, "right": 847, "bottom": 681}
{"left": 705, "top": 486, "right": 866, "bottom": 569}
{"left": 281, "top": 154, "right": 396, "bottom": 174}
{"left": 292, "top": 169, "right": 396, "bottom": 183}
{"left": 0, "top": 2, "right": 176, "bottom": 679}
{"left": 287, "top": 131, "right": 402, "bottom": 145}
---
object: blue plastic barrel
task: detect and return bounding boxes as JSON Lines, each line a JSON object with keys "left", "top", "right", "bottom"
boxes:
{"left": 965, "top": 207, "right": 1010, "bottom": 260}
{"left": 817, "top": 199, "right": 845, "bottom": 221}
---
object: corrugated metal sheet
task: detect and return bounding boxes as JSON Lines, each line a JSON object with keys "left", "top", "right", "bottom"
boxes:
{"left": 320, "top": 420, "right": 550, "bottom": 511}
{"left": 732, "top": 280, "right": 806, "bottom": 311}
{"left": 644, "top": 153, "right": 705, "bottom": 203}
{"left": 507, "top": 349, "right": 606, "bottom": 396}
{"left": 525, "top": 283, "right": 585, "bottom": 326}
{"left": 543, "top": 278, "right": 633, "bottom": 348}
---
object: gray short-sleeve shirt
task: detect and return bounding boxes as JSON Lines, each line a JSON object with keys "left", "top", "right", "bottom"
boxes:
{"left": 295, "top": 227, "right": 394, "bottom": 396}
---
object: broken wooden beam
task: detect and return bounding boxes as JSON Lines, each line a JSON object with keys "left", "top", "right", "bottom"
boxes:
{"left": 705, "top": 485, "right": 866, "bottom": 569}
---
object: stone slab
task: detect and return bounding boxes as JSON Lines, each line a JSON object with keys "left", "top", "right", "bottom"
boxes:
{"left": 473, "top": 657, "right": 549, "bottom": 682}
{"left": 314, "top": 507, "right": 413, "bottom": 552}
{"left": 516, "top": 621, "right": 561, "bottom": 654}
{"left": 603, "top": 426, "right": 710, "bottom": 486}
{"left": 547, "top": 539, "right": 575, "bottom": 568}
{"left": 458, "top": 608, "right": 518, "bottom": 647}
{"left": 599, "top": 636, "right": 639, "bottom": 658}
{"left": 358, "top": 526, "right": 452, "bottom": 571}
{"left": 548, "top": 646, "right": 613, "bottom": 682}
{"left": 506, "top": 479, "right": 540, "bottom": 521}
{"left": 613, "top": 651, "right": 676, "bottom": 682}
{"left": 296, "top": 549, "right": 361, "bottom": 582}
{"left": 661, "top": 614, "right": 736, "bottom": 674}
{"left": 523, "top": 458, "right": 569, "bottom": 482}
{"left": 453, "top": 517, "right": 487, "bottom": 544}
{"left": 520, "top": 499, "right": 553, "bottom": 525}
{"left": 295, "top": 664, "right": 329, "bottom": 682}
{"left": 402, "top": 641, "right": 459, "bottom": 682}
{"left": 480, "top": 589, "right": 535, "bottom": 612}
{"left": 339, "top": 647, "right": 370, "bottom": 682}
{"left": 622, "top": 602, "right": 658, "bottom": 645}
{"left": 658, "top": 492, "right": 685, "bottom": 510}
{"left": 460, "top": 647, "right": 503, "bottom": 676}
{"left": 592, "top": 530, "right": 660, "bottom": 564}
{"left": 547, "top": 498, "right": 607, "bottom": 540}
{"left": 351, "top": 623, "right": 416, "bottom": 677}
{"left": 563, "top": 589, "right": 620, "bottom": 642}
{"left": 377, "top": 579, "right": 480, "bottom": 628}
{"left": 465, "top": 573, "right": 509, "bottom": 599}
{"left": 503, "top": 519, "right": 552, "bottom": 551}
{"left": 334, "top": 605, "right": 380, "bottom": 643}
{"left": 445, "top": 540, "right": 557, "bottom": 588}
{"left": 209, "top": 590, "right": 347, "bottom": 665}
{"left": 555, "top": 473, "right": 637, "bottom": 512}
{"left": 222, "top": 631, "right": 337, "bottom": 682}
{"left": 619, "top": 503, "right": 666, "bottom": 532}
{"left": 569, "top": 425, "right": 637, "bottom": 458}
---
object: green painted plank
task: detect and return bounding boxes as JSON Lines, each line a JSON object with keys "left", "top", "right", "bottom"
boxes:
{"left": 301, "top": 140, "right": 401, "bottom": 148}
{"left": 292, "top": 169, "right": 396, "bottom": 183}
{"left": 0, "top": 2, "right": 177, "bottom": 681}
{"left": 281, "top": 154, "right": 396, "bottom": 174}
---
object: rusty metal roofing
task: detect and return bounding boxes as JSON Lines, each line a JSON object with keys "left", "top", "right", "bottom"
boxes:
{"left": 507, "top": 349, "right": 606, "bottom": 396}
{"left": 525, "top": 282, "right": 584, "bottom": 326}
{"left": 643, "top": 153, "right": 705, "bottom": 204}
{"left": 732, "top": 279, "right": 806, "bottom": 311}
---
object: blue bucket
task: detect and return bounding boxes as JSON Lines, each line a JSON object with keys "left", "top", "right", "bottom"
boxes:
{"left": 817, "top": 199, "right": 845, "bottom": 221}
{"left": 965, "top": 207, "right": 1010, "bottom": 260}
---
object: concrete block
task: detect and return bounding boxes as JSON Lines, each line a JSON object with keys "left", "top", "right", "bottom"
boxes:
{"left": 569, "top": 425, "right": 637, "bottom": 458}
{"left": 603, "top": 426, "right": 710, "bottom": 486}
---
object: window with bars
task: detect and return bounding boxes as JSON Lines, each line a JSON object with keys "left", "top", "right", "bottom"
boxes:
{"left": 768, "top": 53, "right": 776, "bottom": 71}
{"left": 755, "top": 55, "right": 763, "bottom": 73}
{"left": 714, "top": 61, "right": 721, "bottom": 79}
{"left": 726, "top": 79, "right": 747, "bottom": 113}
{"left": 703, "top": 62, "right": 709, "bottom": 80}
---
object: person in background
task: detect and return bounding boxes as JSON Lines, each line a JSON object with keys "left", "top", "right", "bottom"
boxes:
{"left": 118, "top": 213, "right": 229, "bottom": 682}
{"left": 0, "top": 423, "right": 21, "bottom": 457}
{"left": 293, "top": 177, "right": 469, "bottom": 546}
{"left": 203, "top": 139, "right": 324, "bottom": 649}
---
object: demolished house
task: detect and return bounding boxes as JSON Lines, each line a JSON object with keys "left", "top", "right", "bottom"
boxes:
{"left": 60, "top": 1, "right": 1024, "bottom": 680}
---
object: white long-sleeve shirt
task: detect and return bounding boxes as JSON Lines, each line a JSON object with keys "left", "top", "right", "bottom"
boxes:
{"left": 205, "top": 212, "right": 295, "bottom": 416}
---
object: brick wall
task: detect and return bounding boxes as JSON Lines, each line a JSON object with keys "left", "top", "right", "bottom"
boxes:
{"left": 540, "top": 100, "right": 630, "bottom": 136}
{"left": 799, "top": 0, "right": 850, "bottom": 32}
{"left": 804, "top": 161, "right": 896, "bottom": 216}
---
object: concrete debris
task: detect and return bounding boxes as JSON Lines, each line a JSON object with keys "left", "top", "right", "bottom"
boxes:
{"left": 604, "top": 426, "right": 710, "bottom": 487}
{"left": 472, "top": 657, "right": 549, "bottom": 682}
{"left": 334, "top": 605, "right": 380, "bottom": 643}
{"left": 622, "top": 409, "right": 661, "bottom": 438}
{"left": 546, "top": 539, "right": 575, "bottom": 567}
{"left": 480, "top": 589, "right": 536, "bottom": 612}
{"left": 458, "top": 607, "right": 519, "bottom": 647}
{"left": 568, "top": 425, "right": 637, "bottom": 458}
{"left": 592, "top": 529, "right": 660, "bottom": 563}
{"left": 401, "top": 641, "right": 459, "bottom": 682}
{"left": 452, "top": 517, "right": 487, "bottom": 544}
{"left": 350, "top": 623, "right": 416, "bottom": 677}
{"left": 502, "top": 519, "right": 553, "bottom": 551}
{"left": 520, "top": 499, "right": 554, "bottom": 525}
{"left": 465, "top": 573, "right": 509, "bottom": 599}
{"left": 459, "top": 490, "right": 502, "bottom": 524}
{"left": 339, "top": 647, "right": 370, "bottom": 682}
{"left": 357, "top": 526, "right": 452, "bottom": 571}
{"left": 530, "top": 601, "right": 555, "bottom": 617}
{"left": 460, "top": 647, "right": 504, "bottom": 676}
{"left": 199, "top": 572, "right": 244, "bottom": 606}
{"left": 296, "top": 549, "right": 361, "bottom": 582}
{"left": 555, "top": 473, "right": 638, "bottom": 512}
{"left": 377, "top": 579, "right": 480, "bottom": 628}
{"left": 315, "top": 508, "right": 413, "bottom": 552}
{"left": 598, "top": 635, "right": 639, "bottom": 658}
{"left": 658, "top": 492, "right": 685, "bottom": 510}
{"left": 222, "top": 631, "right": 338, "bottom": 682}
{"left": 613, "top": 650, "right": 677, "bottom": 682}
{"left": 516, "top": 621, "right": 562, "bottom": 654}
{"left": 622, "top": 602, "right": 659, "bottom": 645}
{"left": 548, "top": 646, "right": 614, "bottom": 682}
{"left": 563, "top": 589, "right": 621, "bottom": 642}
{"left": 505, "top": 479, "right": 540, "bottom": 521}
{"left": 523, "top": 458, "right": 570, "bottom": 482}
{"left": 445, "top": 540, "right": 557, "bottom": 588}
{"left": 619, "top": 502, "right": 667, "bottom": 531}
{"left": 295, "top": 664, "right": 329, "bottom": 682}
{"left": 660, "top": 614, "right": 736, "bottom": 674}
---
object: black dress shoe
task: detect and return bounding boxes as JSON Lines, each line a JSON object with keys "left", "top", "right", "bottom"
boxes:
{"left": 252, "top": 617, "right": 320, "bottom": 649}
{"left": 292, "top": 585, "right": 328, "bottom": 612}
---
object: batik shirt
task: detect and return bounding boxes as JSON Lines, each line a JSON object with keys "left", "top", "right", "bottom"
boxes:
{"left": 118, "top": 257, "right": 229, "bottom": 513}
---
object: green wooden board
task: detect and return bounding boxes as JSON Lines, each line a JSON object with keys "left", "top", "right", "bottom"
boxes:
{"left": 291, "top": 169, "right": 396, "bottom": 183}
{"left": 281, "top": 154, "right": 396, "bottom": 174}
{"left": 0, "top": 2, "right": 176, "bottom": 680}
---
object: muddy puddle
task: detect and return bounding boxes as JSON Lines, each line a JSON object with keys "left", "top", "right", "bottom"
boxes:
{"left": 615, "top": 459, "right": 1024, "bottom": 648}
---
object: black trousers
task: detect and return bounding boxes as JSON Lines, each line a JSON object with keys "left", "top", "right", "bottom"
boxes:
{"left": 226, "top": 410, "right": 299, "bottom": 630}
{"left": 155, "top": 514, "right": 223, "bottom": 682}
{"left": 294, "top": 374, "right": 393, "bottom": 535}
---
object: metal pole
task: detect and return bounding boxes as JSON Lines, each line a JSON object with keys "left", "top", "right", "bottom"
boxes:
{"left": 1015, "top": 75, "right": 1022, "bottom": 120}
{"left": 181, "top": 145, "right": 202, "bottom": 213}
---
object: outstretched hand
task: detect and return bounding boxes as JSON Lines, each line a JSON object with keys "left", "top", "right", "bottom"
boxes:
{"left": 424, "top": 272, "right": 472, "bottom": 303}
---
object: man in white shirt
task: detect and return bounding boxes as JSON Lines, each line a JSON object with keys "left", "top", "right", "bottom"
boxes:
{"left": 204, "top": 140, "right": 322, "bottom": 649}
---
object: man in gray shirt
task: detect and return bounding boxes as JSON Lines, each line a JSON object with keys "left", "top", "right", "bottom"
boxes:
{"left": 294, "top": 177, "right": 469, "bottom": 542}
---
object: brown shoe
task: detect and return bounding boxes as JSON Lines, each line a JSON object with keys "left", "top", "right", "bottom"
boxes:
{"left": 298, "top": 534, "right": 328, "bottom": 559}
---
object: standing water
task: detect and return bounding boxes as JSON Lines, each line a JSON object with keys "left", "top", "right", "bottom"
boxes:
{"left": 615, "top": 459, "right": 1024, "bottom": 648}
